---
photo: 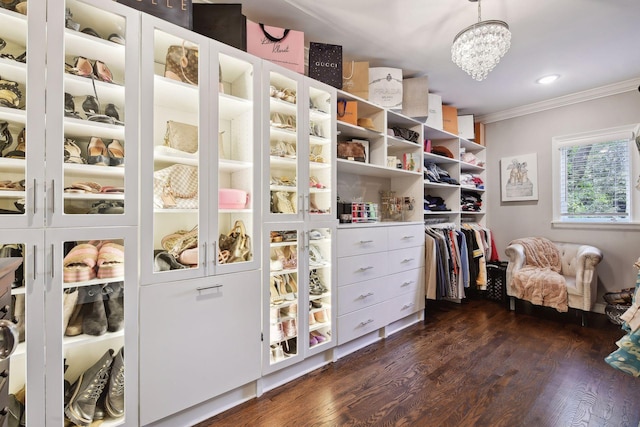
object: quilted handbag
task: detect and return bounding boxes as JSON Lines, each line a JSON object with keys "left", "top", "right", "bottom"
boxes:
{"left": 153, "top": 164, "right": 198, "bottom": 209}
{"left": 164, "top": 43, "right": 199, "bottom": 85}
{"left": 164, "top": 120, "right": 198, "bottom": 154}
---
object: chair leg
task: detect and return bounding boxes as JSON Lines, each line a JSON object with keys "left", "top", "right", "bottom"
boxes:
{"left": 509, "top": 296, "right": 516, "bottom": 311}
{"left": 581, "top": 311, "right": 587, "bottom": 327}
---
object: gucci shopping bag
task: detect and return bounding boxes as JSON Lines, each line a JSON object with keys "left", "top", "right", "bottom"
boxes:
{"left": 308, "top": 42, "right": 342, "bottom": 88}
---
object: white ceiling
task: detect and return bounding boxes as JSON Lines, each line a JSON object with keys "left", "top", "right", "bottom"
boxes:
{"left": 200, "top": 0, "right": 640, "bottom": 119}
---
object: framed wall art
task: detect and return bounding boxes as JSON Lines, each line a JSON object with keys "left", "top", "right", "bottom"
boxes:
{"left": 501, "top": 153, "right": 538, "bottom": 201}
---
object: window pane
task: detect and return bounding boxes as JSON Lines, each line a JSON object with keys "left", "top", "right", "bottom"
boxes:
{"left": 560, "top": 139, "right": 629, "bottom": 221}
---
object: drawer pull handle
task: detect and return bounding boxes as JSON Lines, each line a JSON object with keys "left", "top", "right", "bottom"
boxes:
{"left": 402, "top": 303, "right": 415, "bottom": 310}
{"left": 359, "top": 240, "right": 373, "bottom": 244}
{"left": 359, "top": 292, "right": 374, "bottom": 299}
{"left": 359, "top": 319, "right": 374, "bottom": 326}
{"left": 196, "top": 284, "right": 223, "bottom": 293}
{"left": 401, "top": 258, "right": 414, "bottom": 263}
{"left": 358, "top": 266, "right": 374, "bottom": 272}
{"left": 401, "top": 235, "right": 414, "bottom": 240}
{"left": 401, "top": 281, "right": 414, "bottom": 287}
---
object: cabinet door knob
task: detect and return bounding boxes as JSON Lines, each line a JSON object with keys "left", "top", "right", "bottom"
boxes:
{"left": 0, "top": 319, "right": 18, "bottom": 360}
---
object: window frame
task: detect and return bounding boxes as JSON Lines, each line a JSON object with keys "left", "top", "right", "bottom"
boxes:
{"left": 552, "top": 123, "right": 640, "bottom": 230}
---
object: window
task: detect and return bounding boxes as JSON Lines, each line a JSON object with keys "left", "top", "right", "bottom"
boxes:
{"left": 552, "top": 124, "right": 640, "bottom": 227}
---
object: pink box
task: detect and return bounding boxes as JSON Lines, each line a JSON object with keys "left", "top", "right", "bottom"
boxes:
{"left": 219, "top": 189, "right": 248, "bottom": 209}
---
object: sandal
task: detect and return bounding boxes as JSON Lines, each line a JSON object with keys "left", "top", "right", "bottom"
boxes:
{"left": 63, "top": 243, "right": 98, "bottom": 283}
{"left": 281, "top": 88, "right": 296, "bottom": 104}
{"left": 105, "top": 103, "right": 124, "bottom": 125}
{"left": 308, "top": 244, "right": 327, "bottom": 267}
{"left": 108, "top": 34, "right": 125, "bottom": 45}
{"left": 309, "top": 176, "right": 325, "bottom": 189}
{"left": 270, "top": 276, "right": 284, "bottom": 305}
{"left": 0, "top": 121, "right": 12, "bottom": 156}
{"left": 64, "top": 93, "right": 81, "bottom": 119}
{"left": 0, "top": 78, "right": 22, "bottom": 109}
{"left": 93, "top": 60, "right": 113, "bottom": 83}
{"left": 82, "top": 95, "right": 100, "bottom": 117}
{"left": 64, "top": 138, "right": 86, "bottom": 164}
{"left": 309, "top": 145, "right": 325, "bottom": 163}
{"left": 275, "top": 191, "right": 295, "bottom": 214}
{"left": 96, "top": 242, "right": 125, "bottom": 279}
{"left": 66, "top": 56, "right": 93, "bottom": 78}
{"left": 64, "top": 181, "right": 102, "bottom": 193}
{"left": 81, "top": 28, "right": 101, "bottom": 39}
{"left": 0, "top": 179, "right": 24, "bottom": 191}
{"left": 4, "top": 128, "right": 24, "bottom": 158}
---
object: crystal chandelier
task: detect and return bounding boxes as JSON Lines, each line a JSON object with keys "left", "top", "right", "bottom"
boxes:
{"left": 451, "top": 0, "right": 511, "bottom": 81}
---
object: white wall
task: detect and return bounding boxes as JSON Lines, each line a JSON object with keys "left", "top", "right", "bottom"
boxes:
{"left": 486, "top": 90, "right": 640, "bottom": 306}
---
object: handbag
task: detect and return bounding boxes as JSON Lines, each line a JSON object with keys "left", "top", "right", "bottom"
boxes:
{"left": 246, "top": 20, "right": 304, "bottom": 74}
{"left": 218, "top": 220, "right": 252, "bottom": 264}
{"left": 164, "top": 120, "right": 198, "bottom": 154}
{"left": 153, "top": 164, "right": 198, "bottom": 209}
{"left": 164, "top": 43, "right": 199, "bottom": 86}
{"left": 308, "top": 42, "right": 342, "bottom": 89}
{"left": 392, "top": 127, "right": 419, "bottom": 143}
{"left": 161, "top": 226, "right": 198, "bottom": 258}
{"left": 337, "top": 141, "right": 367, "bottom": 163}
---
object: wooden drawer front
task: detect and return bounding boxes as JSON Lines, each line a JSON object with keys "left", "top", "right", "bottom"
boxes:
{"left": 337, "top": 303, "right": 387, "bottom": 345}
{"left": 387, "top": 246, "right": 425, "bottom": 275}
{"left": 387, "top": 224, "right": 425, "bottom": 251}
{"left": 337, "top": 227, "right": 388, "bottom": 258}
{"left": 385, "top": 289, "right": 425, "bottom": 324}
{"left": 385, "top": 267, "right": 424, "bottom": 298}
{"left": 139, "top": 271, "right": 262, "bottom": 425}
{"left": 337, "top": 252, "right": 388, "bottom": 286}
{"left": 337, "top": 277, "right": 388, "bottom": 316}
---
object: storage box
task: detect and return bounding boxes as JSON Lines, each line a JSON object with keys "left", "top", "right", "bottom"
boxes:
{"left": 337, "top": 99, "right": 357, "bottom": 126}
{"left": 192, "top": 4, "right": 247, "bottom": 51}
{"left": 458, "top": 114, "right": 475, "bottom": 140}
{"left": 442, "top": 105, "right": 458, "bottom": 135}
{"left": 474, "top": 122, "right": 485, "bottom": 146}
{"left": 401, "top": 76, "right": 429, "bottom": 119}
{"left": 425, "top": 93, "right": 443, "bottom": 130}
{"left": 219, "top": 188, "right": 248, "bottom": 209}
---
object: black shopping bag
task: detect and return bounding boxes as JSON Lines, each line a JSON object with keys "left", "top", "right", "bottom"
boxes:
{"left": 308, "top": 42, "right": 342, "bottom": 89}
{"left": 192, "top": 3, "right": 247, "bottom": 51}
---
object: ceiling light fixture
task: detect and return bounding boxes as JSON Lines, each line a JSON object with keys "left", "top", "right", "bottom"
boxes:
{"left": 451, "top": 0, "right": 511, "bottom": 81}
{"left": 536, "top": 74, "right": 560, "bottom": 85}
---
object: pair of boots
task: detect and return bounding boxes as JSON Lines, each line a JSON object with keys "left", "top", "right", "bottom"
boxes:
{"left": 65, "top": 347, "right": 124, "bottom": 426}
{"left": 64, "top": 282, "right": 124, "bottom": 337}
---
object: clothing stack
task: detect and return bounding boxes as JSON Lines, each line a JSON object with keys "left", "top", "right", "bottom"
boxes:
{"left": 461, "top": 191, "right": 482, "bottom": 211}
{"left": 460, "top": 173, "right": 484, "bottom": 189}
{"left": 424, "top": 161, "right": 459, "bottom": 185}
{"left": 424, "top": 195, "right": 450, "bottom": 212}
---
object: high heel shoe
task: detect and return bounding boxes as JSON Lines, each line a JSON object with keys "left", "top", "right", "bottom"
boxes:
{"left": 105, "top": 103, "right": 124, "bottom": 125}
{"left": 82, "top": 95, "right": 100, "bottom": 117}
{"left": 107, "top": 139, "right": 124, "bottom": 167}
{"left": 64, "top": 93, "right": 81, "bottom": 119}
{"left": 93, "top": 60, "right": 113, "bottom": 83}
{"left": 69, "top": 56, "right": 93, "bottom": 78}
{"left": 5, "top": 128, "right": 24, "bottom": 159}
{"left": 87, "top": 137, "right": 109, "bottom": 166}
{"left": 284, "top": 273, "right": 298, "bottom": 296}
{"left": 270, "top": 276, "right": 284, "bottom": 305}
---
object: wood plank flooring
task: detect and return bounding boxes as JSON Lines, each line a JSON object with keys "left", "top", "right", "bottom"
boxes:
{"left": 195, "top": 299, "right": 640, "bottom": 427}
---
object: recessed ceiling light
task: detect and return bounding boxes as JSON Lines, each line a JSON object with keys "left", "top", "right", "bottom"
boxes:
{"left": 536, "top": 74, "right": 560, "bottom": 85}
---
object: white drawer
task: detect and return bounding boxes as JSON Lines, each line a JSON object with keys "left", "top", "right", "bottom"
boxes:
{"left": 385, "top": 267, "right": 424, "bottom": 298}
{"left": 337, "top": 276, "right": 388, "bottom": 316}
{"left": 387, "top": 246, "right": 425, "bottom": 275}
{"left": 337, "top": 227, "right": 388, "bottom": 258}
{"left": 387, "top": 224, "right": 425, "bottom": 251}
{"left": 337, "top": 303, "right": 388, "bottom": 345}
{"left": 337, "top": 251, "right": 389, "bottom": 286}
{"left": 385, "top": 288, "right": 425, "bottom": 325}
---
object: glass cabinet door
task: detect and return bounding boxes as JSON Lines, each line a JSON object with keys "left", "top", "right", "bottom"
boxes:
{"left": 0, "top": 229, "right": 45, "bottom": 427}
{"left": 139, "top": 17, "right": 211, "bottom": 284}
{"left": 46, "top": 0, "right": 139, "bottom": 227}
{"left": 215, "top": 45, "right": 260, "bottom": 274}
{"left": 263, "top": 64, "right": 302, "bottom": 221}
{"left": 305, "top": 80, "right": 336, "bottom": 221}
{"left": 0, "top": 2, "right": 45, "bottom": 227}
{"left": 306, "top": 225, "right": 335, "bottom": 354}
{"left": 263, "top": 224, "right": 304, "bottom": 373}
{"left": 46, "top": 227, "right": 137, "bottom": 427}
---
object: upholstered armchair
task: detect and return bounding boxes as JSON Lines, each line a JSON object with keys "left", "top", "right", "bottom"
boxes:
{"left": 505, "top": 238, "right": 603, "bottom": 324}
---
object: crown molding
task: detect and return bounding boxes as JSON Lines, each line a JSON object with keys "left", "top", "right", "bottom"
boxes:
{"left": 477, "top": 78, "right": 640, "bottom": 124}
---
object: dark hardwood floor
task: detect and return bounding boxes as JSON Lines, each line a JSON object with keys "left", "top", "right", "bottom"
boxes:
{"left": 196, "top": 298, "right": 640, "bottom": 427}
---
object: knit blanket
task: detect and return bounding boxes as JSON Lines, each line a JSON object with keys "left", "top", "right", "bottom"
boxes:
{"left": 510, "top": 237, "right": 568, "bottom": 312}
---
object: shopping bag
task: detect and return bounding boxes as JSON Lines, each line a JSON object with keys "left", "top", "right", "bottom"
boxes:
{"left": 115, "top": 0, "right": 191, "bottom": 29}
{"left": 247, "top": 20, "right": 304, "bottom": 73}
{"left": 308, "top": 42, "right": 342, "bottom": 88}
{"left": 192, "top": 3, "right": 247, "bottom": 51}
{"left": 369, "top": 67, "right": 403, "bottom": 110}
{"left": 337, "top": 99, "right": 357, "bottom": 126}
{"left": 342, "top": 61, "right": 369, "bottom": 99}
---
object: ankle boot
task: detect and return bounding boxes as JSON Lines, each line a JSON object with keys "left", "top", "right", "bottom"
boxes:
{"left": 65, "top": 349, "right": 114, "bottom": 426}
{"left": 103, "top": 282, "right": 124, "bottom": 333}
{"left": 12, "top": 294, "right": 25, "bottom": 342}
{"left": 82, "top": 285, "right": 107, "bottom": 336}
{"left": 63, "top": 288, "right": 79, "bottom": 332}
{"left": 104, "top": 347, "right": 124, "bottom": 418}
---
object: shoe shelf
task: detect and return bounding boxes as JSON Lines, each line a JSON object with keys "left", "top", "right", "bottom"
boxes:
{"left": 337, "top": 158, "right": 422, "bottom": 178}
{"left": 309, "top": 134, "right": 331, "bottom": 146}
{"left": 63, "top": 329, "right": 125, "bottom": 351}
{"left": 219, "top": 93, "right": 252, "bottom": 120}
{"left": 64, "top": 28, "right": 125, "bottom": 72}
{"left": 153, "top": 75, "right": 199, "bottom": 113}
{"left": 0, "top": 189, "right": 25, "bottom": 199}
{"left": 64, "top": 118, "right": 125, "bottom": 141}
{"left": 0, "top": 106, "right": 25, "bottom": 124}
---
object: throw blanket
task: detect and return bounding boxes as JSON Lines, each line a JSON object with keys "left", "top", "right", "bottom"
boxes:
{"left": 510, "top": 237, "right": 568, "bottom": 312}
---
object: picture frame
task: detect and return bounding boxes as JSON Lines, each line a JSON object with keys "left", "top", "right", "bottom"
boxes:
{"left": 500, "top": 153, "right": 538, "bottom": 201}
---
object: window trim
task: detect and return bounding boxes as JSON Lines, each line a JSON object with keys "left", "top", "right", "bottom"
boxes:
{"left": 552, "top": 123, "right": 640, "bottom": 229}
